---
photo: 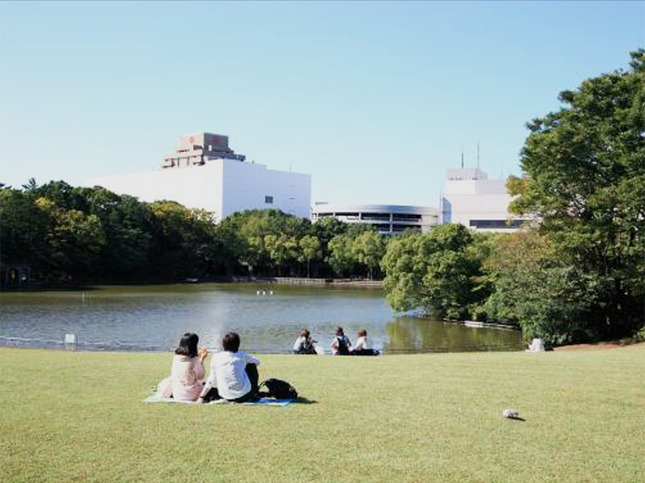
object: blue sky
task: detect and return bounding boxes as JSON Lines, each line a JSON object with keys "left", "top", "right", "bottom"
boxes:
{"left": 1, "top": 1, "right": 643, "bottom": 207}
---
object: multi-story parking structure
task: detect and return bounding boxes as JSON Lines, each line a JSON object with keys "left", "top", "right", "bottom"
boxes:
{"left": 311, "top": 203, "right": 439, "bottom": 234}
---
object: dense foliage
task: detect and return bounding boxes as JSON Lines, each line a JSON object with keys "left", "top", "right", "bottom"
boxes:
{"left": 502, "top": 49, "right": 645, "bottom": 343}
{"left": 0, "top": 181, "right": 388, "bottom": 283}
{"left": 381, "top": 225, "right": 485, "bottom": 320}
{"left": 381, "top": 50, "right": 645, "bottom": 344}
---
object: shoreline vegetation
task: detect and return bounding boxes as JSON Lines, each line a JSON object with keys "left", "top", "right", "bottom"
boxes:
{"left": 2, "top": 345, "right": 643, "bottom": 481}
{"left": 0, "top": 275, "right": 385, "bottom": 290}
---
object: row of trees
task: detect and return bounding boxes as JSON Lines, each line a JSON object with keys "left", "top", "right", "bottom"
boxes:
{"left": 0, "top": 181, "right": 388, "bottom": 283}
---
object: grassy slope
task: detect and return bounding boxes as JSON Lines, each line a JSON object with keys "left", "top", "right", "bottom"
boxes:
{"left": 1, "top": 346, "right": 643, "bottom": 482}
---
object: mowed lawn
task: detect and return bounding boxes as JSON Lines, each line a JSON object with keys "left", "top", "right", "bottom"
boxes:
{"left": 1, "top": 345, "right": 643, "bottom": 482}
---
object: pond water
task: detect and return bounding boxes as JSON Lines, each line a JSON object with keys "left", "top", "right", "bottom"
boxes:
{"left": 0, "top": 283, "right": 523, "bottom": 353}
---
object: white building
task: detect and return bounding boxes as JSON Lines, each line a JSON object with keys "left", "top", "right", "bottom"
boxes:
{"left": 440, "top": 168, "right": 527, "bottom": 232}
{"left": 86, "top": 132, "right": 311, "bottom": 222}
{"left": 312, "top": 203, "right": 439, "bottom": 234}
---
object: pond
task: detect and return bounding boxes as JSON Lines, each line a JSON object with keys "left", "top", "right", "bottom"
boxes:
{"left": 0, "top": 283, "right": 523, "bottom": 353}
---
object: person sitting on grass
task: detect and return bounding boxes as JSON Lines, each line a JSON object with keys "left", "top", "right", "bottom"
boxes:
{"left": 351, "top": 328, "right": 379, "bottom": 356}
{"left": 292, "top": 328, "right": 317, "bottom": 354}
{"left": 197, "top": 332, "right": 260, "bottom": 404}
{"left": 169, "top": 332, "right": 208, "bottom": 402}
{"left": 331, "top": 327, "right": 352, "bottom": 356}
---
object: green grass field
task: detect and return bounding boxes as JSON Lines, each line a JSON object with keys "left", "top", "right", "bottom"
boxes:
{"left": 1, "top": 345, "right": 643, "bottom": 482}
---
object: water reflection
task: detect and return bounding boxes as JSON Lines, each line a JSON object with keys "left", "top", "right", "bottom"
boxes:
{"left": 385, "top": 316, "right": 522, "bottom": 353}
{"left": 0, "top": 284, "right": 522, "bottom": 353}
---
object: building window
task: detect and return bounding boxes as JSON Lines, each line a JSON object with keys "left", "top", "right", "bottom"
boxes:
{"left": 265, "top": 195, "right": 274, "bottom": 204}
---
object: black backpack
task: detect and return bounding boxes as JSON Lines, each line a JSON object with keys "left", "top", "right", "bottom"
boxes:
{"left": 259, "top": 378, "right": 298, "bottom": 400}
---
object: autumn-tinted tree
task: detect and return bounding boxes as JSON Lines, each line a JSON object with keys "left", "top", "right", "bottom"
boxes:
{"left": 483, "top": 231, "right": 597, "bottom": 345}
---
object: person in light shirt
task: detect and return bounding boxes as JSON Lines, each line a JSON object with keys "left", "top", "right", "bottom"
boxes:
{"left": 169, "top": 333, "right": 208, "bottom": 402}
{"left": 197, "top": 332, "right": 260, "bottom": 403}
{"left": 351, "top": 329, "right": 380, "bottom": 356}
{"left": 292, "top": 328, "right": 317, "bottom": 354}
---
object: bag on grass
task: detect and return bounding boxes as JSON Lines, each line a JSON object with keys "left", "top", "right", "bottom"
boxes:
{"left": 259, "top": 378, "right": 298, "bottom": 400}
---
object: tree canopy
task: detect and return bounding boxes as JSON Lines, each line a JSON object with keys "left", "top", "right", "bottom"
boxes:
{"left": 506, "top": 49, "right": 645, "bottom": 342}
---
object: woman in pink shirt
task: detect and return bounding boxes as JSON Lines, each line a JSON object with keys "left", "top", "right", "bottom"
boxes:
{"left": 170, "top": 333, "right": 208, "bottom": 402}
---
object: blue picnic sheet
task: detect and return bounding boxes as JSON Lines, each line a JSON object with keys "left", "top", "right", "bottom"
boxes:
{"left": 143, "top": 394, "right": 294, "bottom": 406}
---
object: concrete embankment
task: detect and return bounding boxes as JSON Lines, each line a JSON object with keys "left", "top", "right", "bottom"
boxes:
{"left": 222, "top": 276, "right": 383, "bottom": 289}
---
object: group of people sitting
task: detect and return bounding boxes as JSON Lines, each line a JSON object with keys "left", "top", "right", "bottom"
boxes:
{"left": 292, "top": 327, "right": 380, "bottom": 356}
{"left": 161, "top": 331, "right": 261, "bottom": 403}
{"left": 161, "top": 326, "right": 380, "bottom": 403}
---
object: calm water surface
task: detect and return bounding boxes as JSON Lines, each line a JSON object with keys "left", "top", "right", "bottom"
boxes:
{"left": 0, "top": 283, "right": 522, "bottom": 353}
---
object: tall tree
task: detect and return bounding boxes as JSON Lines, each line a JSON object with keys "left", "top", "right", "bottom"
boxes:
{"left": 298, "top": 235, "right": 321, "bottom": 278}
{"left": 0, "top": 187, "right": 50, "bottom": 271}
{"left": 509, "top": 49, "right": 645, "bottom": 340}
{"left": 83, "top": 188, "right": 152, "bottom": 278}
{"left": 328, "top": 234, "right": 356, "bottom": 277}
{"left": 353, "top": 230, "right": 386, "bottom": 280}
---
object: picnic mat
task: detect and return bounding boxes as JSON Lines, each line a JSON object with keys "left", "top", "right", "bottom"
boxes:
{"left": 143, "top": 394, "right": 294, "bottom": 406}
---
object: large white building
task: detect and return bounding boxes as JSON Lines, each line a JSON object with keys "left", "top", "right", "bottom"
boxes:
{"left": 312, "top": 203, "right": 438, "bottom": 234}
{"left": 440, "top": 168, "right": 527, "bottom": 232}
{"left": 86, "top": 132, "right": 311, "bottom": 222}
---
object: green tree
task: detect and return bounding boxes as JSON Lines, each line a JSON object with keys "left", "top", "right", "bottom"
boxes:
{"left": 509, "top": 49, "right": 645, "bottom": 340}
{"left": 353, "top": 230, "right": 385, "bottom": 280}
{"left": 484, "top": 231, "right": 598, "bottom": 345}
{"left": 41, "top": 203, "right": 106, "bottom": 279}
{"left": 311, "top": 217, "right": 348, "bottom": 277}
{"left": 149, "top": 201, "right": 218, "bottom": 278}
{"left": 382, "top": 225, "right": 482, "bottom": 320}
{"left": 328, "top": 234, "right": 356, "bottom": 277}
{"left": 219, "top": 209, "right": 313, "bottom": 276}
{"left": 0, "top": 187, "right": 50, "bottom": 272}
{"left": 83, "top": 188, "right": 153, "bottom": 279}
{"left": 298, "top": 235, "right": 321, "bottom": 278}
{"left": 265, "top": 234, "right": 299, "bottom": 276}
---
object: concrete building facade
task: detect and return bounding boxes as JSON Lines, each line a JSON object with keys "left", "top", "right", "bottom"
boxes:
{"left": 86, "top": 132, "right": 311, "bottom": 222}
{"left": 440, "top": 168, "right": 527, "bottom": 232}
{"left": 312, "top": 203, "right": 439, "bottom": 234}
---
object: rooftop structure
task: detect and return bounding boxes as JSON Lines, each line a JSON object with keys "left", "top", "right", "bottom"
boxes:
{"left": 161, "top": 132, "right": 245, "bottom": 168}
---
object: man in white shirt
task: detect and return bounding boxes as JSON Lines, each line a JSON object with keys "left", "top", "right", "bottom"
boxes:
{"left": 197, "top": 332, "right": 260, "bottom": 403}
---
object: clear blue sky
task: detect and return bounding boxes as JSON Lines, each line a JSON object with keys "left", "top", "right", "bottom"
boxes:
{"left": 1, "top": 1, "right": 643, "bottom": 207}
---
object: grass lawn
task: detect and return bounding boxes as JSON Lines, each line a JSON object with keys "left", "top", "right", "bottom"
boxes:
{"left": 1, "top": 345, "right": 644, "bottom": 482}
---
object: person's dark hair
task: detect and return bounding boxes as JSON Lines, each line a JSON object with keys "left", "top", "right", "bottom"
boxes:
{"left": 222, "top": 332, "right": 241, "bottom": 352}
{"left": 358, "top": 329, "right": 367, "bottom": 337}
{"left": 335, "top": 327, "right": 344, "bottom": 336}
{"left": 175, "top": 332, "right": 199, "bottom": 358}
{"left": 300, "top": 329, "right": 310, "bottom": 339}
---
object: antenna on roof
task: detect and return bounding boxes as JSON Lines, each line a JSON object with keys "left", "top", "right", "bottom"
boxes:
{"left": 460, "top": 146, "right": 464, "bottom": 169}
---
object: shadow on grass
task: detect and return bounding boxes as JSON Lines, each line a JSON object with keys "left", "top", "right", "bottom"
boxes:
{"left": 295, "top": 397, "right": 318, "bottom": 405}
